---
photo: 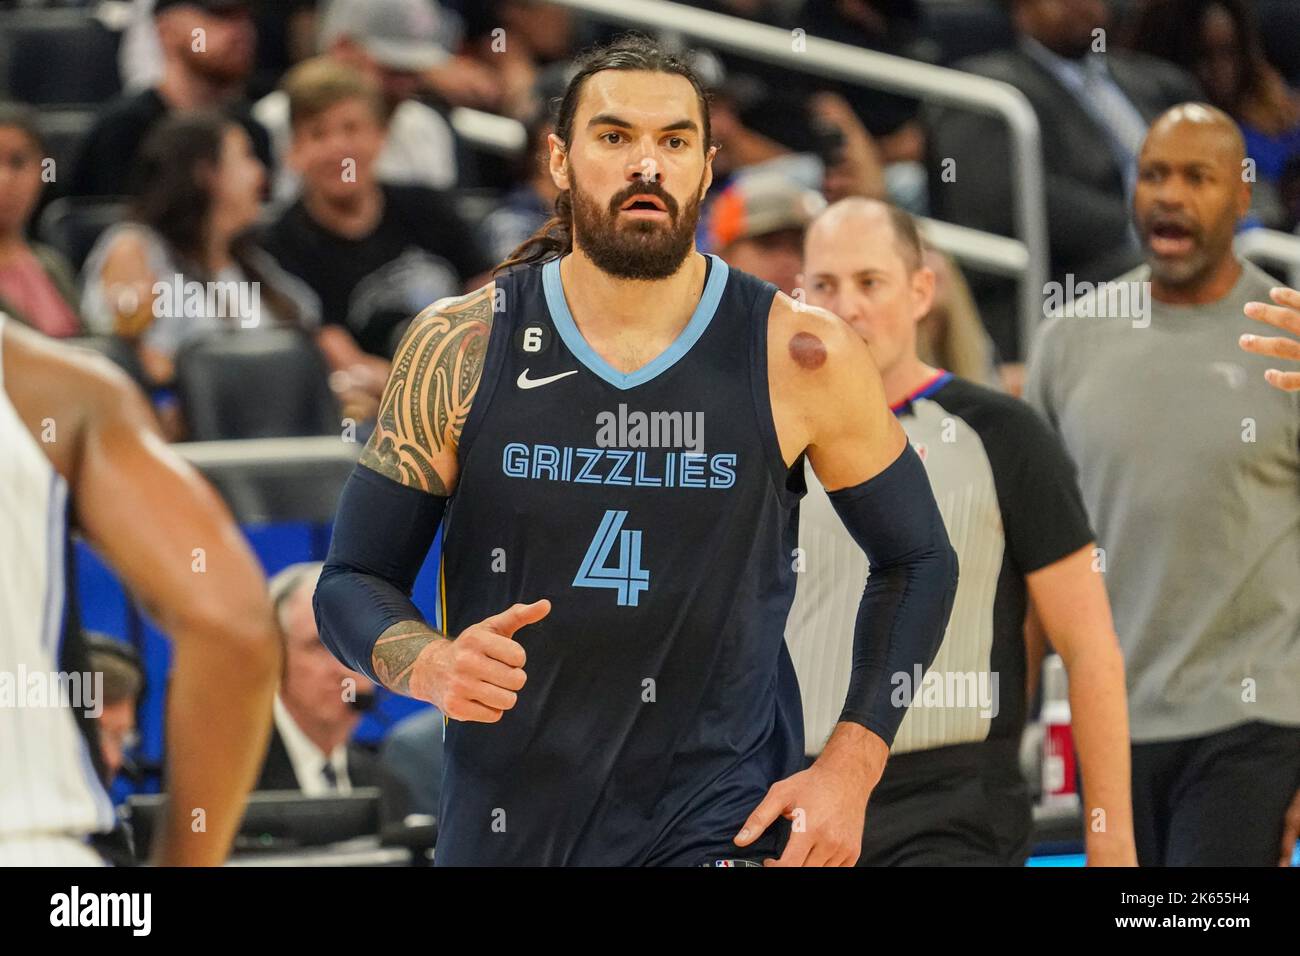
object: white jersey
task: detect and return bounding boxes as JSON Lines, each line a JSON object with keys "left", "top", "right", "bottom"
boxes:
{"left": 0, "top": 314, "right": 115, "bottom": 865}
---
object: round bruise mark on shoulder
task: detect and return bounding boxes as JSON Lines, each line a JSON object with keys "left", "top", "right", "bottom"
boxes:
{"left": 789, "top": 331, "right": 827, "bottom": 370}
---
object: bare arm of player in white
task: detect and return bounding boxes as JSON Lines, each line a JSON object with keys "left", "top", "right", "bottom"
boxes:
{"left": 1241, "top": 285, "right": 1300, "bottom": 391}
{"left": 735, "top": 295, "right": 912, "bottom": 867}
{"left": 1026, "top": 545, "right": 1137, "bottom": 866}
{"left": 4, "top": 322, "right": 282, "bottom": 866}
{"left": 351, "top": 282, "right": 549, "bottom": 719}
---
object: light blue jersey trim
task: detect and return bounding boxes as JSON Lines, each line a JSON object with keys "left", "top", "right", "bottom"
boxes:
{"left": 541, "top": 253, "right": 729, "bottom": 390}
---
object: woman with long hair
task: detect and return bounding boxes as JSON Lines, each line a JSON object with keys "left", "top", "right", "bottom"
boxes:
{"left": 81, "top": 109, "right": 319, "bottom": 387}
{"left": 0, "top": 102, "right": 83, "bottom": 338}
{"left": 1125, "top": 0, "right": 1300, "bottom": 229}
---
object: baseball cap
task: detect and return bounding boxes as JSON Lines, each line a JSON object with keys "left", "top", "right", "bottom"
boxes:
{"left": 706, "top": 172, "right": 828, "bottom": 250}
{"left": 318, "top": 0, "right": 452, "bottom": 72}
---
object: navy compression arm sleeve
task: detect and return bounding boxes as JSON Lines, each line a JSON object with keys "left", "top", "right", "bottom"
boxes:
{"left": 827, "top": 442, "right": 959, "bottom": 746}
{"left": 313, "top": 464, "right": 446, "bottom": 684}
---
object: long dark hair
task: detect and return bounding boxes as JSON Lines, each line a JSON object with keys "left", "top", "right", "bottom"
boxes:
{"left": 494, "top": 34, "right": 714, "bottom": 274}
{"left": 129, "top": 111, "right": 303, "bottom": 327}
{"left": 1124, "top": 0, "right": 1298, "bottom": 134}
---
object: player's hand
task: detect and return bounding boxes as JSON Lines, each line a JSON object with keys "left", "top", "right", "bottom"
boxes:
{"left": 1279, "top": 786, "right": 1300, "bottom": 867}
{"left": 1241, "top": 286, "right": 1300, "bottom": 391}
{"left": 734, "top": 743, "right": 877, "bottom": 867}
{"left": 412, "top": 600, "right": 550, "bottom": 723}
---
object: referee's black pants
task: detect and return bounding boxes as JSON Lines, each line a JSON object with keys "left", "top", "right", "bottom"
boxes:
{"left": 855, "top": 738, "right": 1033, "bottom": 866}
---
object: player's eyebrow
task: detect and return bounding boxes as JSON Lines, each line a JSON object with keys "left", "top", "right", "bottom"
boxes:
{"left": 586, "top": 113, "right": 698, "bottom": 134}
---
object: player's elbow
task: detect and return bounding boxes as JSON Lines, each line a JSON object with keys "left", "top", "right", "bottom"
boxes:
{"left": 312, "top": 561, "right": 381, "bottom": 677}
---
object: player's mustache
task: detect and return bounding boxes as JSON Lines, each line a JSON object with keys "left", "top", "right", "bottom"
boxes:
{"left": 609, "top": 184, "right": 678, "bottom": 217}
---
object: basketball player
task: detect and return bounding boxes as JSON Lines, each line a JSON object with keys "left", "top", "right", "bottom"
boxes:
{"left": 0, "top": 316, "right": 281, "bottom": 866}
{"left": 1241, "top": 285, "right": 1300, "bottom": 392}
{"left": 788, "top": 197, "right": 1136, "bottom": 866}
{"left": 314, "top": 36, "right": 959, "bottom": 867}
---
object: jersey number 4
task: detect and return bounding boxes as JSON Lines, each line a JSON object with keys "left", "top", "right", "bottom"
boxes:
{"left": 573, "top": 510, "right": 650, "bottom": 607}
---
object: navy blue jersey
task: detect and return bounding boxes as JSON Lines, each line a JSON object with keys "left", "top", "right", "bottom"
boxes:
{"left": 435, "top": 253, "right": 806, "bottom": 866}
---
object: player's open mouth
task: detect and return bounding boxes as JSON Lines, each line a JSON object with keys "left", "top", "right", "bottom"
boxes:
{"left": 1147, "top": 220, "right": 1197, "bottom": 257}
{"left": 620, "top": 194, "right": 670, "bottom": 219}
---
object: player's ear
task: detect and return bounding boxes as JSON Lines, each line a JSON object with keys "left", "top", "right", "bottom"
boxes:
{"left": 548, "top": 133, "right": 570, "bottom": 191}
{"left": 701, "top": 143, "right": 718, "bottom": 199}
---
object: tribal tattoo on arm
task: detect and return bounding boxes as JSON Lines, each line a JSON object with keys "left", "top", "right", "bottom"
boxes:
{"left": 372, "top": 621, "right": 442, "bottom": 696}
{"left": 358, "top": 284, "right": 496, "bottom": 494}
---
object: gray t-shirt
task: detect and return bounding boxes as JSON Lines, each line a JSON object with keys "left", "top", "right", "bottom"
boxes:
{"left": 1025, "top": 259, "right": 1300, "bottom": 743}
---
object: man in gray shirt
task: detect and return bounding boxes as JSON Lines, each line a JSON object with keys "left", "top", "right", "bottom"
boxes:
{"left": 1026, "top": 104, "right": 1300, "bottom": 866}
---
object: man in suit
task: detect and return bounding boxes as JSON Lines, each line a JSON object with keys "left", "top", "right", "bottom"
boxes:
{"left": 927, "top": 0, "right": 1201, "bottom": 363}
{"left": 258, "top": 562, "right": 378, "bottom": 793}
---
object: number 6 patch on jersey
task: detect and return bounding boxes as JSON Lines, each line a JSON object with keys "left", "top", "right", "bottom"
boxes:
{"left": 573, "top": 510, "right": 650, "bottom": 606}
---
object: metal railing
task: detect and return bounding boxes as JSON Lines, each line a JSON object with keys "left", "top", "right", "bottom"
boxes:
{"left": 542, "top": 0, "right": 1049, "bottom": 352}
{"left": 1235, "top": 228, "right": 1300, "bottom": 288}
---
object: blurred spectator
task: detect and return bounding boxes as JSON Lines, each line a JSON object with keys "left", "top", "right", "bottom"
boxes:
{"left": 480, "top": 106, "right": 559, "bottom": 265}
{"left": 0, "top": 104, "right": 82, "bottom": 338}
{"left": 928, "top": 0, "right": 1201, "bottom": 360}
{"left": 458, "top": 0, "right": 581, "bottom": 120}
{"left": 1125, "top": 0, "right": 1300, "bottom": 231}
{"left": 71, "top": 0, "right": 272, "bottom": 199}
{"left": 916, "top": 246, "right": 1001, "bottom": 390}
{"left": 704, "top": 171, "right": 827, "bottom": 295}
{"left": 254, "top": 0, "right": 462, "bottom": 204}
{"left": 377, "top": 707, "right": 445, "bottom": 834}
{"left": 1024, "top": 105, "right": 1300, "bottom": 865}
{"left": 260, "top": 58, "right": 492, "bottom": 399}
{"left": 799, "top": 0, "right": 927, "bottom": 162}
{"left": 120, "top": 0, "right": 322, "bottom": 100}
{"left": 80, "top": 111, "right": 320, "bottom": 393}
{"left": 258, "top": 563, "right": 379, "bottom": 794}
{"left": 84, "top": 634, "right": 145, "bottom": 788}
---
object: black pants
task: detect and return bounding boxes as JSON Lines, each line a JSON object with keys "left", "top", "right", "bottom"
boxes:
{"left": 856, "top": 738, "right": 1033, "bottom": 866}
{"left": 1131, "top": 720, "right": 1300, "bottom": 866}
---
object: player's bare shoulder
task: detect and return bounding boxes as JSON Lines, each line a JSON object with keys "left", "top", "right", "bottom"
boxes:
{"left": 764, "top": 291, "right": 887, "bottom": 465}
{"left": 359, "top": 281, "right": 498, "bottom": 494}
{"left": 1, "top": 316, "right": 147, "bottom": 482}
{"left": 766, "top": 290, "right": 863, "bottom": 379}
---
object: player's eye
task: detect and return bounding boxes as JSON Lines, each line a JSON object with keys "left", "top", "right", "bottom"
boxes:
{"left": 601, "top": 131, "right": 624, "bottom": 145}
{"left": 665, "top": 136, "right": 687, "bottom": 149}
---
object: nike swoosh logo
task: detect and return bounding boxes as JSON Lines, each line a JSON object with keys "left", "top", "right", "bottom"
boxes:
{"left": 517, "top": 368, "right": 579, "bottom": 389}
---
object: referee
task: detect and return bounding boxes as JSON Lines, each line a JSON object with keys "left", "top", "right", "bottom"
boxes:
{"left": 787, "top": 198, "right": 1136, "bottom": 866}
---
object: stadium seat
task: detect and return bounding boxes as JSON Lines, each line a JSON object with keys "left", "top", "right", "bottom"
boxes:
{"left": 64, "top": 334, "right": 150, "bottom": 392}
{"left": 0, "top": 8, "right": 122, "bottom": 106}
{"left": 36, "top": 196, "right": 128, "bottom": 273}
{"left": 175, "top": 329, "right": 342, "bottom": 441}
{"left": 32, "top": 108, "right": 95, "bottom": 186}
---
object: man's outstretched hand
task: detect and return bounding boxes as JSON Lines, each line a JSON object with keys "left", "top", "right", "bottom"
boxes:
{"left": 1242, "top": 286, "right": 1300, "bottom": 391}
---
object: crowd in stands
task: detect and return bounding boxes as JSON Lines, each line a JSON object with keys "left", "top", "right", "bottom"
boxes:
{"left": 2, "top": 0, "right": 1293, "bottom": 438}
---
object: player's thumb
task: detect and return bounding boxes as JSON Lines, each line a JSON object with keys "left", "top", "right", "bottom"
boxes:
{"left": 484, "top": 599, "right": 551, "bottom": 637}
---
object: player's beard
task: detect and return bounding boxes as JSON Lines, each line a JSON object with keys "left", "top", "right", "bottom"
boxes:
{"left": 569, "top": 168, "right": 704, "bottom": 280}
